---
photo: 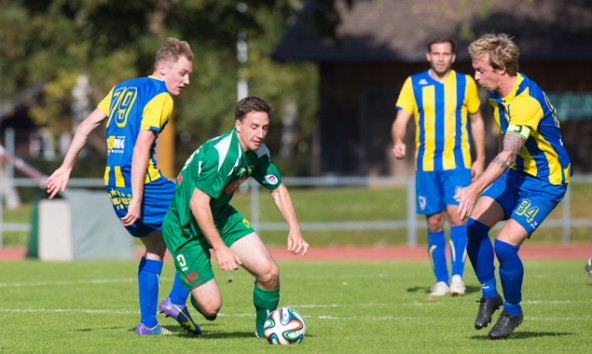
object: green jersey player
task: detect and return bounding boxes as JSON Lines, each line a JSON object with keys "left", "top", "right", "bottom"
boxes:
{"left": 163, "top": 96, "right": 309, "bottom": 337}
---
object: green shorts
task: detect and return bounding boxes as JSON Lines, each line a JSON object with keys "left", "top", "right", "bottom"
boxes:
{"left": 166, "top": 205, "right": 254, "bottom": 289}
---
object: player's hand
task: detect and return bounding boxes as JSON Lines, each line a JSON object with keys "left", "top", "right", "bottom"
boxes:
{"left": 214, "top": 246, "right": 242, "bottom": 271}
{"left": 454, "top": 186, "right": 477, "bottom": 221}
{"left": 392, "top": 143, "right": 406, "bottom": 159}
{"left": 121, "top": 200, "right": 141, "bottom": 227}
{"left": 287, "top": 231, "right": 309, "bottom": 256}
{"left": 45, "top": 167, "right": 71, "bottom": 199}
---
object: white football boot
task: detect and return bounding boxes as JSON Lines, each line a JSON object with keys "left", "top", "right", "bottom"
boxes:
{"left": 449, "top": 275, "right": 466, "bottom": 296}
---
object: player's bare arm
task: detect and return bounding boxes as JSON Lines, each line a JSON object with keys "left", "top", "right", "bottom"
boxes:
{"left": 455, "top": 127, "right": 527, "bottom": 220}
{"left": 46, "top": 108, "right": 107, "bottom": 199}
{"left": 468, "top": 111, "right": 486, "bottom": 180}
{"left": 391, "top": 109, "right": 412, "bottom": 159}
{"left": 503, "top": 129, "right": 527, "bottom": 155}
{"left": 121, "top": 130, "right": 155, "bottom": 227}
{"left": 270, "top": 184, "right": 309, "bottom": 256}
{"left": 190, "top": 187, "right": 242, "bottom": 270}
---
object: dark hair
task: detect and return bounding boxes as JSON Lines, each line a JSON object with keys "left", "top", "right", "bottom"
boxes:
{"left": 427, "top": 36, "right": 456, "bottom": 53}
{"left": 235, "top": 96, "right": 271, "bottom": 121}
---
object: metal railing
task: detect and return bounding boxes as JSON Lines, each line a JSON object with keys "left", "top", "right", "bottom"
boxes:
{"left": 245, "top": 175, "right": 592, "bottom": 246}
{"left": 2, "top": 175, "right": 592, "bottom": 248}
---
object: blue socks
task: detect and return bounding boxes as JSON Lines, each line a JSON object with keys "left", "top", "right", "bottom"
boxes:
{"left": 427, "top": 226, "right": 467, "bottom": 283}
{"left": 466, "top": 218, "right": 497, "bottom": 298}
{"left": 495, "top": 239, "right": 523, "bottom": 315}
{"left": 449, "top": 225, "right": 467, "bottom": 277}
{"left": 167, "top": 273, "right": 190, "bottom": 306}
{"left": 428, "top": 230, "right": 448, "bottom": 283}
{"left": 465, "top": 219, "right": 524, "bottom": 315}
{"left": 138, "top": 258, "right": 163, "bottom": 327}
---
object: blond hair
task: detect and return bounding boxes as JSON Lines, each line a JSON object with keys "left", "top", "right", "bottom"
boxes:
{"left": 468, "top": 33, "right": 520, "bottom": 75}
{"left": 154, "top": 37, "right": 193, "bottom": 69}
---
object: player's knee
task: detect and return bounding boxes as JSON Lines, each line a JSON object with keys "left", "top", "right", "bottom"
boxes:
{"left": 426, "top": 213, "right": 444, "bottom": 232}
{"left": 466, "top": 218, "right": 490, "bottom": 245}
{"left": 201, "top": 309, "right": 218, "bottom": 321}
{"left": 257, "top": 262, "right": 280, "bottom": 288}
{"left": 493, "top": 239, "right": 519, "bottom": 260}
{"left": 194, "top": 300, "right": 221, "bottom": 321}
{"left": 141, "top": 235, "right": 167, "bottom": 259}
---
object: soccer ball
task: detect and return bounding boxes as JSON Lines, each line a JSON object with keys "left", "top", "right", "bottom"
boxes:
{"left": 263, "top": 307, "right": 306, "bottom": 345}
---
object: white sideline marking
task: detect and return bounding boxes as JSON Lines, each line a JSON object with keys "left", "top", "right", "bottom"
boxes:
{"left": 0, "top": 278, "right": 135, "bottom": 288}
{"left": 0, "top": 308, "right": 138, "bottom": 315}
{"left": 0, "top": 308, "right": 588, "bottom": 322}
{"left": 0, "top": 273, "right": 393, "bottom": 288}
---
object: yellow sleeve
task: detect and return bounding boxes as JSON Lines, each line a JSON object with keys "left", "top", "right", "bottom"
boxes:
{"left": 97, "top": 87, "right": 115, "bottom": 116}
{"left": 395, "top": 77, "right": 416, "bottom": 115}
{"left": 509, "top": 94, "right": 543, "bottom": 131}
{"left": 140, "top": 92, "right": 174, "bottom": 131}
{"left": 465, "top": 75, "right": 481, "bottom": 114}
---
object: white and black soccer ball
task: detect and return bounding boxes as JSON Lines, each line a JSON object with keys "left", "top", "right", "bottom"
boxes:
{"left": 263, "top": 307, "right": 306, "bottom": 345}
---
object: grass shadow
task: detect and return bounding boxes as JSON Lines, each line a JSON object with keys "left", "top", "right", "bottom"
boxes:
{"left": 406, "top": 284, "right": 481, "bottom": 295}
{"left": 470, "top": 331, "right": 573, "bottom": 340}
{"left": 197, "top": 331, "right": 315, "bottom": 340}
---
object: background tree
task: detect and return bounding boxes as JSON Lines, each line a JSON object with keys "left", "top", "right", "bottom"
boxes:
{"left": 0, "top": 0, "right": 345, "bottom": 175}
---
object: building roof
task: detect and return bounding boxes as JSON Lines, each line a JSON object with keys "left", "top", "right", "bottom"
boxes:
{"left": 272, "top": 0, "right": 592, "bottom": 62}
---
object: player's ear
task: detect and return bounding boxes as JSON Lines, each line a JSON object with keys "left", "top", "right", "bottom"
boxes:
{"left": 155, "top": 61, "right": 168, "bottom": 76}
{"left": 451, "top": 53, "right": 456, "bottom": 63}
{"left": 235, "top": 119, "right": 241, "bottom": 132}
{"left": 494, "top": 64, "right": 507, "bottom": 75}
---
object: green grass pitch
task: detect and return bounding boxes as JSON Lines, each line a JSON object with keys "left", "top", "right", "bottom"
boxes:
{"left": 0, "top": 259, "right": 590, "bottom": 353}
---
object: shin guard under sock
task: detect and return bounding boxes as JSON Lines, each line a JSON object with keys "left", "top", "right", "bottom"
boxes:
{"left": 495, "top": 239, "right": 523, "bottom": 315}
{"left": 466, "top": 218, "right": 497, "bottom": 298}
{"left": 138, "top": 258, "right": 163, "bottom": 327}
{"left": 449, "top": 225, "right": 467, "bottom": 277}
{"left": 428, "top": 230, "right": 449, "bottom": 283}
{"left": 253, "top": 284, "right": 280, "bottom": 337}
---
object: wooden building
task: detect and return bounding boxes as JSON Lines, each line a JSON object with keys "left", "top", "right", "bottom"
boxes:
{"left": 272, "top": 0, "right": 592, "bottom": 176}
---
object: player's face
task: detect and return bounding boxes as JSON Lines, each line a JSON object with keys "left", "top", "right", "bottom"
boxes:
{"left": 162, "top": 55, "right": 193, "bottom": 96}
{"left": 235, "top": 111, "right": 269, "bottom": 151}
{"left": 472, "top": 53, "right": 501, "bottom": 92}
{"left": 426, "top": 42, "right": 455, "bottom": 76}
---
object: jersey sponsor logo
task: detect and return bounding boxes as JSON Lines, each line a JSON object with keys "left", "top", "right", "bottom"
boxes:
{"left": 264, "top": 174, "right": 279, "bottom": 185}
{"left": 107, "top": 135, "right": 125, "bottom": 153}
{"left": 184, "top": 271, "right": 198, "bottom": 284}
{"left": 108, "top": 188, "right": 130, "bottom": 210}
{"left": 418, "top": 196, "right": 427, "bottom": 211}
{"left": 418, "top": 78, "right": 428, "bottom": 85}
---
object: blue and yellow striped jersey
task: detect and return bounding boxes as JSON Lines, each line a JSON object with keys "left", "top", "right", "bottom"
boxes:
{"left": 98, "top": 76, "right": 174, "bottom": 187}
{"left": 488, "top": 73, "right": 571, "bottom": 185}
{"left": 396, "top": 70, "right": 481, "bottom": 171}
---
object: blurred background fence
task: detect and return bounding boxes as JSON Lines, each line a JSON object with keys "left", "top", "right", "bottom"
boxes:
{"left": 2, "top": 174, "right": 592, "bottom": 249}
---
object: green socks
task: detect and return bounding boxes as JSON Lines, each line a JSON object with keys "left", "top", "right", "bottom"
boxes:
{"left": 253, "top": 284, "right": 279, "bottom": 337}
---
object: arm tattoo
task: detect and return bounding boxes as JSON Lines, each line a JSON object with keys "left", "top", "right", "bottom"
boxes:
{"left": 500, "top": 132, "right": 526, "bottom": 167}
{"left": 492, "top": 156, "right": 509, "bottom": 170}
{"left": 502, "top": 132, "right": 526, "bottom": 153}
